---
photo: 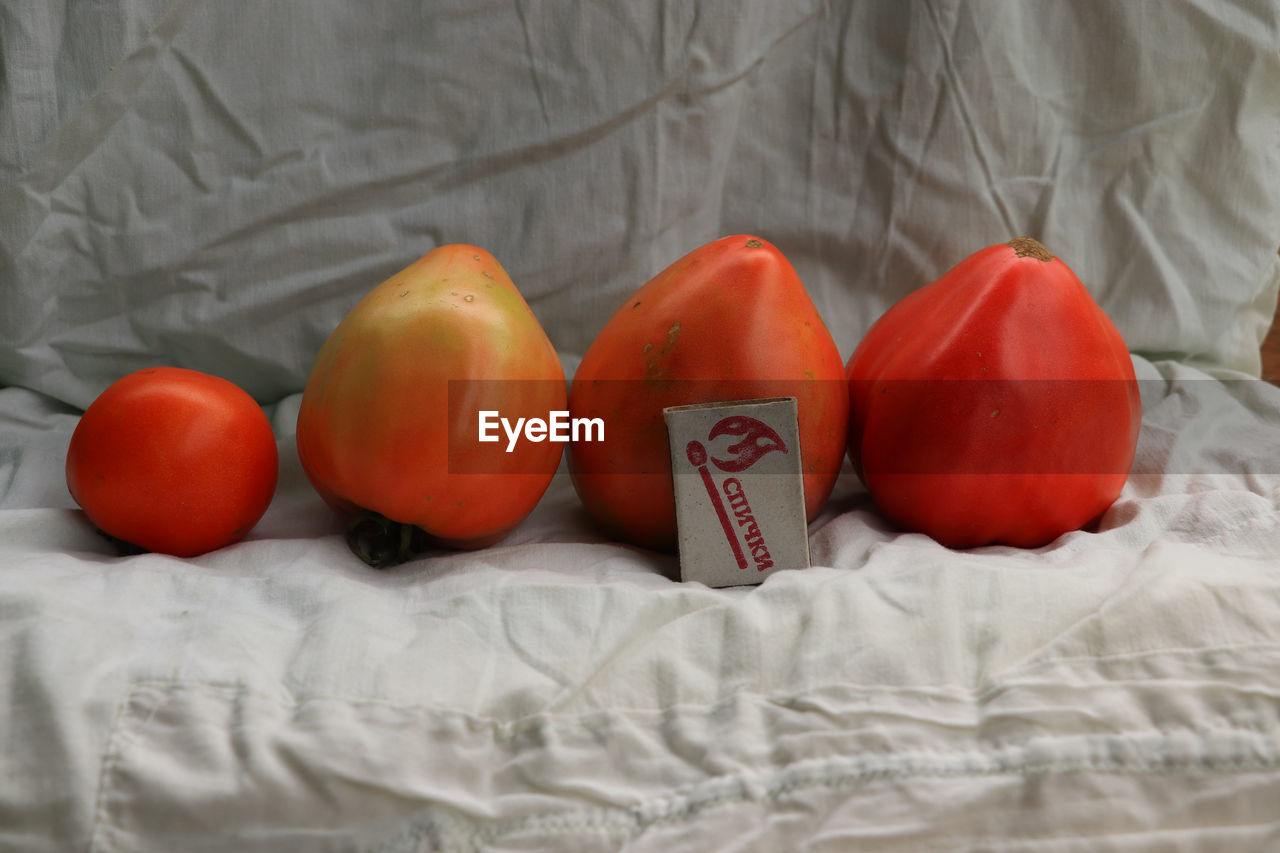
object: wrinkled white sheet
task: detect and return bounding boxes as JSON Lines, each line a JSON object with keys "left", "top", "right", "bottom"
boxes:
{"left": 4, "top": 0, "right": 1280, "bottom": 850}
{"left": 2, "top": 361, "right": 1280, "bottom": 851}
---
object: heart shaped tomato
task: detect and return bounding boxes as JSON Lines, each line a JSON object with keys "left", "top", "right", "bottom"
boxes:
{"left": 846, "top": 237, "right": 1141, "bottom": 548}
{"left": 569, "top": 235, "right": 849, "bottom": 551}
{"left": 296, "top": 245, "right": 565, "bottom": 565}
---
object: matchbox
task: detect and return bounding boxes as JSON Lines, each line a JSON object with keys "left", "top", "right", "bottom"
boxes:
{"left": 663, "top": 397, "right": 810, "bottom": 588}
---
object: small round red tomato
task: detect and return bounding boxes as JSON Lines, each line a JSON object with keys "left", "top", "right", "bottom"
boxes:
{"left": 66, "top": 367, "right": 279, "bottom": 557}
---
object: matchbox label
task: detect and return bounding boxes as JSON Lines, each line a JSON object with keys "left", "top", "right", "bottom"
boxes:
{"left": 664, "top": 398, "right": 810, "bottom": 588}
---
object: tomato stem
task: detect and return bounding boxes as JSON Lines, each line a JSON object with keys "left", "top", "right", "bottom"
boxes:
{"left": 1007, "top": 236, "right": 1054, "bottom": 261}
{"left": 346, "top": 511, "right": 428, "bottom": 568}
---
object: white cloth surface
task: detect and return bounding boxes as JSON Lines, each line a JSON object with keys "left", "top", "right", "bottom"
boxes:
{"left": 3, "top": 0, "right": 1280, "bottom": 850}
{"left": 2, "top": 360, "right": 1280, "bottom": 851}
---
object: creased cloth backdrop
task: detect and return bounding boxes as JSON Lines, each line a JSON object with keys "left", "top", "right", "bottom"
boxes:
{"left": 4, "top": 2, "right": 1280, "bottom": 852}
{"left": 3, "top": 0, "right": 1279, "bottom": 408}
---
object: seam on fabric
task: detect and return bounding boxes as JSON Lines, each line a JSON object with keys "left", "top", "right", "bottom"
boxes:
{"left": 374, "top": 744, "right": 1280, "bottom": 852}
{"left": 120, "top": 677, "right": 984, "bottom": 738}
{"left": 101, "top": 679, "right": 1280, "bottom": 852}
{"left": 86, "top": 681, "right": 155, "bottom": 853}
{"left": 935, "top": 819, "right": 1280, "bottom": 853}
{"left": 1003, "top": 640, "right": 1280, "bottom": 673}
{"left": 120, "top": 677, "right": 1280, "bottom": 746}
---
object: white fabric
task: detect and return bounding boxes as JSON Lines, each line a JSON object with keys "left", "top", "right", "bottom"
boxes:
{"left": 3, "top": 0, "right": 1280, "bottom": 410}
{"left": 3, "top": 1, "right": 1280, "bottom": 850}
{"left": 3, "top": 363, "right": 1280, "bottom": 850}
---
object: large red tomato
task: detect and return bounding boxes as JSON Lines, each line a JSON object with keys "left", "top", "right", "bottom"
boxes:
{"left": 65, "top": 367, "right": 279, "bottom": 557}
{"left": 846, "top": 237, "right": 1141, "bottom": 548}
{"left": 569, "top": 235, "right": 849, "bottom": 552}
{"left": 296, "top": 244, "right": 565, "bottom": 565}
